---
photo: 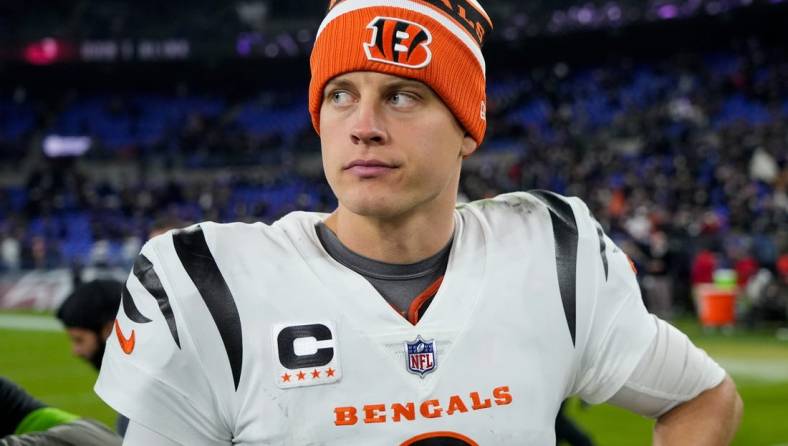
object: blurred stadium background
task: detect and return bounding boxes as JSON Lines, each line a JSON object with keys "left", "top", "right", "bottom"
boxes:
{"left": 0, "top": 0, "right": 786, "bottom": 444}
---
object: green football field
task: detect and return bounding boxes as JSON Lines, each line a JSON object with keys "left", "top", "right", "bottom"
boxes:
{"left": 1, "top": 313, "right": 787, "bottom": 444}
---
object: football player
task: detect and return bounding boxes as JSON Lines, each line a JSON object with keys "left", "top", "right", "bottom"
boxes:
{"left": 96, "top": 0, "right": 743, "bottom": 444}
{"left": 57, "top": 279, "right": 130, "bottom": 436}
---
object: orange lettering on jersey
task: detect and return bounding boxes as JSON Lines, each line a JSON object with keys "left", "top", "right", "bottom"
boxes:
{"left": 469, "top": 392, "right": 492, "bottom": 410}
{"left": 493, "top": 386, "right": 513, "bottom": 405}
{"left": 391, "top": 402, "right": 416, "bottom": 422}
{"left": 334, "top": 407, "right": 358, "bottom": 426}
{"left": 420, "top": 399, "right": 443, "bottom": 418}
{"left": 445, "top": 395, "right": 469, "bottom": 415}
{"left": 363, "top": 404, "right": 386, "bottom": 423}
{"left": 332, "top": 385, "right": 512, "bottom": 427}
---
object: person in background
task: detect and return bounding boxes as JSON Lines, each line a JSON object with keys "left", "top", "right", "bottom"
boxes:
{"left": 643, "top": 229, "right": 674, "bottom": 320}
{"left": 691, "top": 247, "right": 718, "bottom": 310}
{"left": 56, "top": 280, "right": 122, "bottom": 370}
{"left": 0, "top": 376, "right": 121, "bottom": 446}
{"left": 148, "top": 216, "right": 188, "bottom": 239}
{"left": 744, "top": 260, "right": 788, "bottom": 326}
{"left": 55, "top": 279, "right": 128, "bottom": 435}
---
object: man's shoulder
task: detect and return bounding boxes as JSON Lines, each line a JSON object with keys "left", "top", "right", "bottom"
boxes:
{"left": 459, "top": 190, "right": 589, "bottom": 222}
{"left": 144, "top": 212, "right": 325, "bottom": 255}
{"left": 147, "top": 220, "right": 270, "bottom": 244}
{"left": 460, "top": 191, "right": 540, "bottom": 212}
{"left": 457, "top": 191, "right": 602, "bottom": 248}
{"left": 128, "top": 217, "right": 315, "bottom": 305}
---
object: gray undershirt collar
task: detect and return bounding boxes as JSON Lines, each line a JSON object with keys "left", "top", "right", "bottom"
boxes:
{"left": 315, "top": 222, "right": 451, "bottom": 280}
{"left": 315, "top": 222, "right": 452, "bottom": 317}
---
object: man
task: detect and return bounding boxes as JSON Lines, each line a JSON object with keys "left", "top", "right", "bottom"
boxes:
{"left": 57, "top": 280, "right": 122, "bottom": 370}
{"left": 56, "top": 280, "right": 129, "bottom": 435}
{"left": 0, "top": 377, "right": 121, "bottom": 446}
{"left": 96, "top": 0, "right": 743, "bottom": 444}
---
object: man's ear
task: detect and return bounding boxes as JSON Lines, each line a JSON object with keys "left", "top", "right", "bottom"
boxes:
{"left": 460, "top": 133, "right": 479, "bottom": 159}
{"left": 100, "top": 320, "right": 114, "bottom": 340}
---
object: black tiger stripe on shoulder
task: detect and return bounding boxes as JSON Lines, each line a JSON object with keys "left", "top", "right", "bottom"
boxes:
{"left": 528, "top": 190, "right": 578, "bottom": 346}
{"left": 595, "top": 224, "right": 610, "bottom": 281}
{"left": 133, "top": 254, "right": 181, "bottom": 349}
{"left": 172, "top": 226, "right": 244, "bottom": 391}
{"left": 121, "top": 284, "right": 152, "bottom": 324}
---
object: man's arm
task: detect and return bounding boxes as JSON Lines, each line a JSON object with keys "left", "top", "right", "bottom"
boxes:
{"left": 0, "top": 377, "right": 45, "bottom": 436}
{"left": 562, "top": 196, "right": 743, "bottom": 443}
{"left": 95, "top": 237, "right": 231, "bottom": 444}
{"left": 606, "top": 317, "right": 743, "bottom": 445}
{"left": 654, "top": 375, "right": 743, "bottom": 446}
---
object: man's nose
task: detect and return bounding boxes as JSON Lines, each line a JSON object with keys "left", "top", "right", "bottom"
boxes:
{"left": 350, "top": 100, "right": 388, "bottom": 146}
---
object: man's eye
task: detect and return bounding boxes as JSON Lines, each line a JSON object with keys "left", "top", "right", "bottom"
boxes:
{"left": 329, "top": 91, "right": 352, "bottom": 105}
{"left": 389, "top": 92, "right": 418, "bottom": 107}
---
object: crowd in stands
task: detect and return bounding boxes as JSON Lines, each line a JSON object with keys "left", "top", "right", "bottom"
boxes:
{"left": 2, "top": 0, "right": 774, "bottom": 47}
{"left": 0, "top": 41, "right": 785, "bottom": 321}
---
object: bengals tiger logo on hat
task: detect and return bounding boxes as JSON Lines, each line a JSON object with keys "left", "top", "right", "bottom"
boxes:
{"left": 364, "top": 17, "right": 432, "bottom": 69}
{"left": 309, "top": 0, "right": 494, "bottom": 145}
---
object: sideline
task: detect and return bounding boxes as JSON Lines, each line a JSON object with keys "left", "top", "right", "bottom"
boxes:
{"left": 716, "top": 357, "right": 788, "bottom": 382}
{"left": 0, "top": 313, "right": 63, "bottom": 332}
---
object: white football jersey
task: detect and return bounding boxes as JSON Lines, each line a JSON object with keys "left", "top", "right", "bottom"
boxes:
{"left": 96, "top": 191, "right": 656, "bottom": 445}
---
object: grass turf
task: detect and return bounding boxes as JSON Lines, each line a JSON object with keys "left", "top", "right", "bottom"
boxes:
{"left": 0, "top": 326, "right": 118, "bottom": 428}
{"left": 1, "top": 314, "right": 787, "bottom": 443}
{"left": 565, "top": 320, "right": 788, "bottom": 445}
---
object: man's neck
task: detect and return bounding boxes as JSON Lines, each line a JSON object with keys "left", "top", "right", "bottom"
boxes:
{"left": 324, "top": 204, "right": 456, "bottom": 264}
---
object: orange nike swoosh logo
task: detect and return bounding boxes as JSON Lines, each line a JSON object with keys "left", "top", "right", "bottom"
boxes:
{"left": 114, "top": 319, "right": 136, "bottom": 355}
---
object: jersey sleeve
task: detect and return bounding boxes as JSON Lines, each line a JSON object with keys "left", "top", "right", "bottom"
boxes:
{"left": 94, "top": 233, "right": 230, "bottom": 445}
{"left": 565, "top": 196, "right": 658, "bottom": 404}
{"left": 607, "top": 316, "right": 726, "bottom": 418}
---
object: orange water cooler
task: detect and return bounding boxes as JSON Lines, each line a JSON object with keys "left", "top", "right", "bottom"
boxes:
{"left": 698, "top": 287, "right": 736, "bottom": 327}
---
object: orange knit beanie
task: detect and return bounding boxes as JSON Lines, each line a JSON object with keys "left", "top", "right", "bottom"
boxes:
{"left": 309, "top": 0, "right": 493, "bottom": 145}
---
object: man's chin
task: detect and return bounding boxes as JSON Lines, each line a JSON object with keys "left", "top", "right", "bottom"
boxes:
{"left": 355, "top": 209, "right": 398, "bottom": 220}
{"left": 342, "top": 198, "right": 403, "bottom": 220}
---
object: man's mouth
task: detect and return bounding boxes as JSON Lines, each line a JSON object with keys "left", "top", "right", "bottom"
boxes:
{"left": 344, "top": 159, "right": 398, "bottom": 178}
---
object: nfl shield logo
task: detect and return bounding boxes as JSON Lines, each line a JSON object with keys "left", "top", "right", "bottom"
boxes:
{"left": 405, "top": 335, "right": 437, "bottom": 378}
